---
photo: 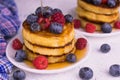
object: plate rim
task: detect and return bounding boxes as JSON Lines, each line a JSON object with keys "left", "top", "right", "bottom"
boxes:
{"left": 75, "top": 28, "right": 120, "bottom": 37}
{"left": 6, "top": 33, "right": 91, "bottom": 74}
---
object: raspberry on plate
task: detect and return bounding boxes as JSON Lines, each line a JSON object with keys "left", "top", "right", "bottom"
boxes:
{"left": 73, "top": 19, "right": 81, "bottom": 29}
{"left": 76, "top": 38, "right": 87, "bottom": 50}
{"left": 12, "top": 38, "right": 23, "bottom": 50}
{"left": 33, "top": 56, "right": 48, "bottom": 69}
{"left": 114, "top": 21, "right": 120, "bottom": 29}
{"left": 85, "top": 23, "right": 96, "bottom": 33}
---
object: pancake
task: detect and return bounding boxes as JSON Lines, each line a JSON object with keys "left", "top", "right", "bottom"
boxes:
{"left": 76, "top": 7, "right": 119, "bottom": 23}
{"left": 78, "top": 17, "right": 114, "bottom": 31}
{"left": 23, "top": 46, "right": 76, "bottom": 63}
{"left": 22, "top": 21, "right": 74, "bottom": 47}
{"left": 24, "top": 39, "right": 75, "bottom": 56}
{"left": 77, "top": 0, "right": 120, "bottom": 15}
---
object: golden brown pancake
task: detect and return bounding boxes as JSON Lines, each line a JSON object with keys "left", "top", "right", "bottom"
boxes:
{"left": 22, "top": 21, "right": 75, "bottom": 47}
{"left": 77, "top": 0, "right": 120, "bottom": 15}
{"left": 76, "top": 7, "right": 119, "bottom": 23}
{"left": 24, "top": 39, "right": 75, "bottom": 56}
{"left": 23, "top": 46, "right": 76, "bottom": 63}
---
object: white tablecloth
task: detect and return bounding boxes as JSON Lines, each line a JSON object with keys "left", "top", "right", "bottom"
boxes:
{"left": 14, "top": 0, "right": 120, "bottom": 80}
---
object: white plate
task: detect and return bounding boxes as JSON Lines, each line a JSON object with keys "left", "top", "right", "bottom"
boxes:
{"left": 75, "top": 29, "right": 120, "bottom": 37}
{"left": 6, "top": 33, "right": 90, "bottom": 74}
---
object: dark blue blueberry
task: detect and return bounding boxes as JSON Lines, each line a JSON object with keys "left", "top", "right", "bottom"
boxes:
{"left": 13, "top": 70, "right": 26, "bottom": 80}
{"left": 49, "top": 22, "right": 63, "bottom": 34}
{"left": 79, "top": 67, "right": 93, "bottom": 80}
{"left": 30, "top": 22, "right": 41, "bottom": 32}
{"left": 26, "top": 14, "right": 38, "bottom": 24}
{"left": 92, "top": 0, "right": 102, "bottom": 6}
{"left": 100, "top": 44, "right": 111, "bottom": 53}
{"left": 66, "top": 53, "right": 76, "bottom": 63}
{"left": 53, "top": 8, "right": 62, "bottom": 14}
{"left": 107, "top": 0, "right": 116, "bottom": 8}
{"left": 109, "top": 64, "right": 120, "bottom": 77}
{"left": 43, "top": 6, "right": 53, "bottom": 18}
{"left": 35, "top": 7, "right": 45, "bottom": 15}
{"left": 15, "top": 50, "right": 27, "bottom": 62}
{"left": 101, "top": 23, "right": 112, "bottom": 33}
{"left": 64, "top": 14, "right": 73, "bottom": 23}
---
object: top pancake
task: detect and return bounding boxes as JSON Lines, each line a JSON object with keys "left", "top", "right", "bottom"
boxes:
{"left": 78, "top": 0, "right": 120, "bottom": 15}
{"left": 22, "top": 21, "right": 75, "bottom": 47}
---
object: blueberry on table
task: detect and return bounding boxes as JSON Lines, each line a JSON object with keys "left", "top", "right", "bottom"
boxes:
{"left": 13, "top": 70, "right": 26, "bottom": 80}
{"left": 109, "top": 64, "right": 120, "bottom": 77}
{"left": 15, "top": 50, "right": 27, "bottom": 62}
{"left": 66, "top": 53, "right": 76, "bottom": 63}
{"left": 100, "top": 44, "right": 111, "bottom": 53}
{"left": 79, "top": 67, "right": 93, "bottom": 80}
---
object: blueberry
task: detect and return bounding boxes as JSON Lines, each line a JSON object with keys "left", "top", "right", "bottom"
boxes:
{"left": 64, "top": 14, "right": 73, "bottom": 23}
{"left": 92, "top": 0, "right": 102, "bottom": 5}
{"left": 79, "top": 67, "right": 93, "bottom": 80}
{"left": 13, "top": 70, "right": 26, "bottom": 80}
{"left": 53, "top": 8, "right": 62, "bottom": 14}
{"left": 26, "top": 14, "right": 38, "bottom": 24}
{"left": 43, "top": 6, "right": 53, "bottom": 18}
{"left": 107, "top": 0, "right": 116, "bottom": 8}
{"left": 66, "top": 53, "right": 76, "bottom": 63}
{"left": 35, "top": 7, "right": 45, "bottom": 15}
{"left": 109, "top": 64, "right": 120, "bottom": 77}
{"left": 15, "top": 50, "right": 27, "bottom": 62}
{"left": 100, "top": 44, "right": 111, "bottom": 53}
{"left": 101, "top": 23, "right": 112, "bottom": 33}
{"left": 49, "top": 22, "right": 63, "bottom": 34}
{"left": 30, "top": 22, "right": 41, "bottom": 32}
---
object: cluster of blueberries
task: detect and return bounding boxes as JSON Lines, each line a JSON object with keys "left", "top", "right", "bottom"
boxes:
{"left": 86, "top": 0, "right": 117, "bottom": 7}
{"left": 26, "top": 6, "right": 73, "bottom": 34}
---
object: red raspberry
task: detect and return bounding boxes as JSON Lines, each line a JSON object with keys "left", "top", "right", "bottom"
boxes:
{"left": 51, "top": 12, "right": 65, "bottom": 26}
{"left": 12, "top": 38, "right": 23, "bottom": 50}
{"left": 33, "top": 56, "right": 48, "bottom": 69}
{"left": 73, "top": 19, "right": 81, "bottom": 29}
{"left": 38, "top": 18, "right": 50, "bottom": 30}
{"left": 85, "top": 23, "right": 96, "bottom": 33}
{"left": 102, "top": 0, "right": 107, "bottom": 4}
{"left": 76, "top": 38, "right": 87, "bottom": 50}
{"left": 114, "top": 21, "right": 120, "bottom": 29}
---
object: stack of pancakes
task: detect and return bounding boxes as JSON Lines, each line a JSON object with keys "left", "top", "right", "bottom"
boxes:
{"left": 76, "top": 0, "right": 120, "bottom": 31}
{"left": 22, "top": 21, "right": 76, "bottom": 63}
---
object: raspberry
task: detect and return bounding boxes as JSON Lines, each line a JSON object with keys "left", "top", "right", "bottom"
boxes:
{"left": 73, "top": 19, "right": 81, "bottom": 29}
{"left": 33, "top": 56, "right": 48, "bottom": 69}
{"left": 12, "top": 38, "right": 23, "bottom": 50}
{"left": 51, "top": 12, "right": 65, "bottom": 26}
{"left": 76, "top": 38, "right": 87, "bottom": 50}
{"left": 38, "top": 18, "right": 50, "bottom": 30}
{"left": 102, "top": 0, "right": 107, "bottom": 4}
{"left": 85, "top": 23, "right": 96, "bottom": 33}
{"left": 114, "top": 21, "right": 120, "bottom": 29}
